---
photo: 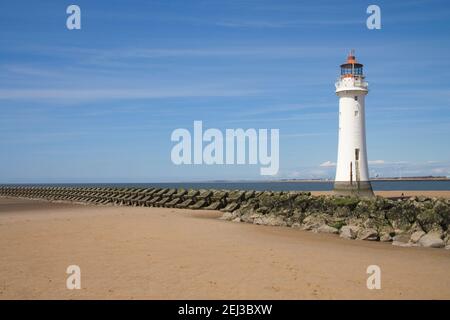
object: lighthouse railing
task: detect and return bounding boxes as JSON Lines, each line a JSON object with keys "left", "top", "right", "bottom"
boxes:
{"left": 335, "top": 78, "right": 368, "bottom": 90}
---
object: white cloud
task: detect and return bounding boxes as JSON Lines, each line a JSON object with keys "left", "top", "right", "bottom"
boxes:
{"left": 0, "top": 87, "right": 258, "bottom": 102}
{"left": 214, "top": 19, "right": 362, "bottom": 29}
{"left": 431, "top": 168, "right": 450, "bottom": 174}
{"left": 282, "top": 132, "right": 331, "bottom": 138}
{"left": 14, "top": 44, "right": 352, "bottom": 62}
{"left": 320, "top": 161, "right": 336, "bottom": 167}
{"left": 368, "top": 160, "right": 409, "bottom": 166}
{"left": 368, "top": 160, "right": 386, "bottom": 165}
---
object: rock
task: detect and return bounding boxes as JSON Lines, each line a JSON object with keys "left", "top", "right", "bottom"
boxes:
{"left": 339, "top": 226, "right": 359, "bottom": 239}
{"left": 291, "top": 222, "right": 301, "bottom": 228}
{"left": 334, "top": 206, "right": 351, "bottom": 218}
{"left": 301, "top": 215, "right": 325, "bottom": 231}
{"left": 316, "top": 224, "right": 339, "bottom": 234}
{"left": 205, "top": 201, "right": 223, "bottom": 210}
{"left": 446, "top": 245, "right": 450, "bottom": 250}
{"left": 392, "top": 233, "right": 411, "bottom": 246}
{"left": 253, "top": 215, "right": 287, "bottom": 227}
{"left": 393, "top": 233, "right": 410, "bottom": 242}
{"left": 256, "top": 206, "right": 270, "bottom": 214}
{"left": 232, "top": 217, "right": 241, "bottom": 223}
{"left": 379, "top": 226, "right": 395, "bottom": 242}
{"left": 346, "top": 217, "right": 363, "bottom": 228}
{"left": 240, "top": 213, "right": 260, "bottom": 223}
{"left": 444, "top": 235, "right": 450, "bottom": 247}
{"left": 428, "top": 228, "right": 444, "bottom": 239}
{"left": 379, "top": 233, "right": 393, "bottom": 242}
{"left": 410, "top": 231, "right": 425, "bottom": 243}
{"left": 357, "top": 228, "right": 379, "bottom": 241}
{"left": 220, "top": 212, "right": 237, "bottom": 221}
{"left": 189, "top": 199, "right": 207, "bottom": 209}
{"left": 418, "top": 232, "right": 445, "bottom": 248}
{"left": 221, "top": 202, "right": 240, "bottom": 213}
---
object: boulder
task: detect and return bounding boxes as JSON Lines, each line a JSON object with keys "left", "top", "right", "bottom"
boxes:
{"left": 428, "top": 228, "right": 444, "bottom": 239}
{"left": 316, "top": 224, "right": 339, "bottom": 234}
{"left": 392, "top": 233, "right": 411, "bottom": 247}
{"left": 379, "top": 226, "right": 395, "bottom": 242}
{"left": 189, "top": 199, "right": 208, "bottom": 209}
{"left": 220, "top": 212, "right": 237, "bottom": 221}
{"left": 357, "top": 228, "right": 379, "bottom": 241}
{"left": 418, "top": 232, "right": 445, "bottom": 248}
{"left": 410, "top": 231, "right": 425, "bottom": 243}
{"left": 253, "top": 215, "right": 287, "bottom": 227}
{"left": 220, "top": 202, "right": 240, "bottom": 213}
{"left": 240, "top": 213, "right": 260, "bottom": 223}
{"left": 379, "top": 232, "right": 393, "bottom": 242}
{"left": 339, "top": 225, "right": 359, "bottom": 240}
{"left": 346, "top": 217, "right": 363, "bottom": 228}
{"left": 301, "top": 215, "right": 325, "bottom": 231}
{"left": 393, "top": 233, "right": 410, "bottom": 242}
{"left": 204, "top": 201, "right": 223, "bottom": 210}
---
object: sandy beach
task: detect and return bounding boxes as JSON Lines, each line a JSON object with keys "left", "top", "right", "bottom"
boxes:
{"left": 1, "top": 196, "right": 450, "bottom": 300}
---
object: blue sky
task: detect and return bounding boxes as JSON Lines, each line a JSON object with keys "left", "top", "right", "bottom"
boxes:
{"left": 1, "top": 0, "right": 450, "bottom": 183}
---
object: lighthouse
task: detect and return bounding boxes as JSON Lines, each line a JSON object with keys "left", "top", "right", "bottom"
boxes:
{"left": 334, "top": 51, "right": 374, "bottom": 197}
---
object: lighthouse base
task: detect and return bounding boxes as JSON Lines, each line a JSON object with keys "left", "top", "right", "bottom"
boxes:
{"left": 333, "top": 181, "right": 375, "bottom": 198}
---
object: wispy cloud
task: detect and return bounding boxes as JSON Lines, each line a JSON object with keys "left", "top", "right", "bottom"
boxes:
{"left": 225, "top": 112, "right": 335, "bottom": 123}
{"left": 0, "top": 87, "right": 259, "bottom": 102}
{"left": 369, "top": 161, "right": 450, "bottom": 178}
{"left": 1, "top": 65, "right": 63, "bottom": 78}
{"left": 368, "top": 160, "right": 409, "bottom": 166}
{"left": 368, "top": 160, "right": 386, "bottom": 165}
{"left": 283, "top": 132, "right": 331, "bottom": 138}
{"left": 309, "top": 160, "right": 450, "bottom": 179}
{"left": 320, "top": 161, "right": 336, "bottom": 167}
{"left": 214, "top": 18, "right": 363, "bottom": 28}
{"left": 7, "top": 44, "right": 350, "bottom": 62}
{"left": 237, "top": 103, "right": 333, "bottom": 117}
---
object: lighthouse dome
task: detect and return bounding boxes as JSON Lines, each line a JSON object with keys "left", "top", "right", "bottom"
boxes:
{"left": 340, "top": 51, "right": 364, "bottom": 78}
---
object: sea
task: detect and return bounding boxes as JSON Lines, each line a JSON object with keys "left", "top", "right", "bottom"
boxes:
{"left": 2, "top": 181, "right": 450, "bottom": 191}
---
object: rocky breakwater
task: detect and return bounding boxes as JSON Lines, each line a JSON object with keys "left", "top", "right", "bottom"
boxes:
{"left": 221, "top": 191, "right": 450, "bottom": 250}
{"left": 1, "top": 186, "right": 449, "bottom": 249}
{"left": 0, "top": 186, "right": 257, "bottom": 212}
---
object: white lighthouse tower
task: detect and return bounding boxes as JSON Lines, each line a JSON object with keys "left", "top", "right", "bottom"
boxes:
{"left": 334, "top": 51, "right": 374, "bottom": 197}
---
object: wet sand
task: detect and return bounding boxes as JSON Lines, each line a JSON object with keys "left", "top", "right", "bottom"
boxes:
{"left": 0, "top": 197, "right": 449, "bottom": 299}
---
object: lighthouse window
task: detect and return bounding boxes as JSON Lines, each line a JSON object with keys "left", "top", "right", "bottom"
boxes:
{"left": 354, "top": 96, "right": 358, "bottom": 101}
{"left": 354, "top": 110, "right": 359, "bottom": 117}
{"left": 355, "top": 148, "right": 360, "bottom": 161}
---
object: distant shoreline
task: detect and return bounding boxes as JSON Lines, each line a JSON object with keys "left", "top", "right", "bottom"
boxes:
{"left": 1, "top": 177, "right": 450, "bottom": 190}
{"left": 275, "top": 177, "right": 450, "bottom": 183}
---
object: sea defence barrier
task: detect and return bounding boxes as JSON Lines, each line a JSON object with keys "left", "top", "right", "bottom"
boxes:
{"left": 1, "top": 186, "right": 449, "bottom": 249}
